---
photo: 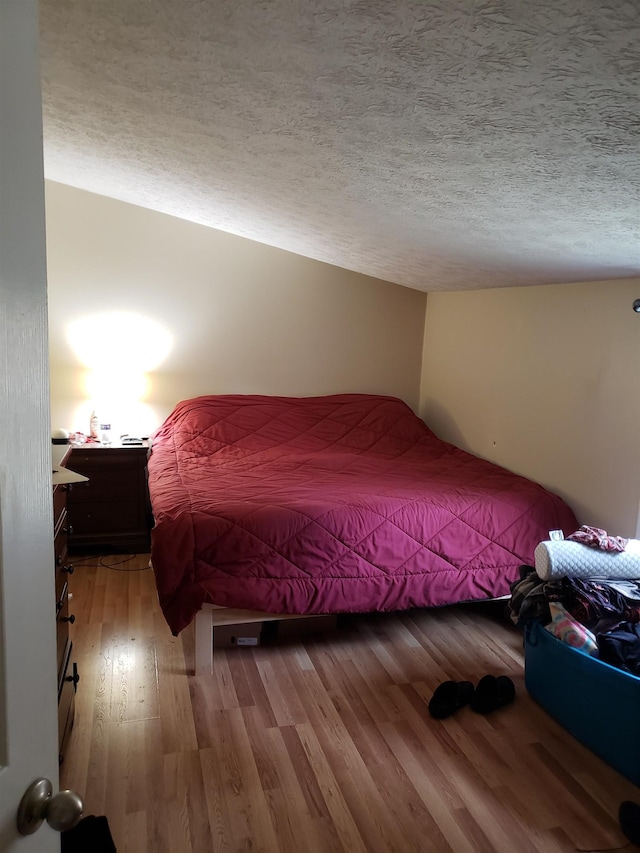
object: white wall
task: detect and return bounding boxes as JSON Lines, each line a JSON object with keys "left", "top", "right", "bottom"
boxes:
{"left": 420, "top": 279, "right": 640, "bottom": 537}
{"left": 46, "top": 182, "right": 427, "bottom": 438}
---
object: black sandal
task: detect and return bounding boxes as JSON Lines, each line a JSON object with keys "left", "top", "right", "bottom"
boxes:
{"left": 428, "top": 680, "right": 475, "bottom": 719}
{"left": 470, "top": 675, "right": 515, "bottom": 714}
{"left": 619, "top": 801, "right": 640, "bottom": 846}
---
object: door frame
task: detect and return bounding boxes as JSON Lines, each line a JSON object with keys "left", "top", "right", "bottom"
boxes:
{"left": 0, "top": 2, "right": 61, "bottom": 850}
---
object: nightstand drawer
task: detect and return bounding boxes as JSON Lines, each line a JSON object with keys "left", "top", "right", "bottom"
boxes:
{"left": 70, "top": 447, "right": 146, "bottom": 469}
{"left": 68, "top": 449, "right": 146, "bottom": 492}
{"left": 67, "top": 466, "right": 145, "bottom": 502}
{"left": 70, "top": 499, "right": 145, "bottom": 536}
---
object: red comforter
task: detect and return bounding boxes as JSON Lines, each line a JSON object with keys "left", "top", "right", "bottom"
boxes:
{"left": 148, "top": 394, "right": 578, "bottom": 635}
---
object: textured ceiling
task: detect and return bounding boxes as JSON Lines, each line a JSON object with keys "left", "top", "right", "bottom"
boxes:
{"left": 39, "top": 0, "right": 640, "bottom": 292}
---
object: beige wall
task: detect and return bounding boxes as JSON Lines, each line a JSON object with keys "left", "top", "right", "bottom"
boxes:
{"left": 420, "top": 279, "right": 640, "bottom": 537}
{"left": 46, "top": 182, "right": 426, "bottom": 438}
{"left": 46, "top": 182, "right": 640, "bottom": 536}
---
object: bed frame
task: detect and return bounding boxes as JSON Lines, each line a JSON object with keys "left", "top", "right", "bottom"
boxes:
{"left": 194, "top": 604, "right": 336, "bottom": 674}
{"left": 151, "top": 556, "right": 336, "bottom": 674}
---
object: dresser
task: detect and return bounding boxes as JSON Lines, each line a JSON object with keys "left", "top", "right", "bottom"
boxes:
{"left": 66, "top": 442, "right": 151, "bottom": 553}
{"left": 52, "top": 445, "right": 87, "bottom": 764}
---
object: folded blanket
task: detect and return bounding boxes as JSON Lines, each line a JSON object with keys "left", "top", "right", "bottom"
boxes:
{"left": 535, "top": 539, "right": 640, "bottom": 581}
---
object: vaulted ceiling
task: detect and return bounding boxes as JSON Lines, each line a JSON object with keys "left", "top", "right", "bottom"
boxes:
{"left": 39, "top": 1, "right": 640, "bottom": 292}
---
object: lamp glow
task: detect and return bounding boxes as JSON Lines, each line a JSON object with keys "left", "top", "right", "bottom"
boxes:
{"left": 66, "top": 312, "right": 173, "bottom": 371}
{"left": 66, "top": 311, "right": 173, "bottom": 439}
{"left": 85, "top": 368, "right": 148, "bottom": 406}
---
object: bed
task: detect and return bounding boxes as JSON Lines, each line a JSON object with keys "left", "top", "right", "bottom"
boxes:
{"left": 147, "top": 393, "right": 578, "bottom": 672}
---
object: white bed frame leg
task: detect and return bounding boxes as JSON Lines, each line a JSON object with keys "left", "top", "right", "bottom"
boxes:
{"left": 192, "top": 604, "right": 337, "bottom": 675}
{"left": 194, "top": 606, "right": 214, "bottom": 675}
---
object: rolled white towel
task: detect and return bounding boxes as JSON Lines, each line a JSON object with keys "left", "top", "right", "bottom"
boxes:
{"left": 534, "top": 539, "right": 640, "bottom": 581}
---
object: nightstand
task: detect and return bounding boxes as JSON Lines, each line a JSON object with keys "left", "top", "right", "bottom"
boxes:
{"left": 66, "top": 442, "right": 152, "bottom": 553}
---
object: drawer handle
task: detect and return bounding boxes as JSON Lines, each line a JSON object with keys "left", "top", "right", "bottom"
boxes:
{"left": 61, "top": 614, "right": 76, "bottom": 624}
{"left": 62, "top": 564, "right": 75, "bottom": 575}
{"left": 65, "top": 662, "right": 80, "bottom": 690}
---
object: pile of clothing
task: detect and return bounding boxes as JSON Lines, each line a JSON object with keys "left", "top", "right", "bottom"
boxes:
{"left": 510, "top": 526, "right": 640, "bottom": 675}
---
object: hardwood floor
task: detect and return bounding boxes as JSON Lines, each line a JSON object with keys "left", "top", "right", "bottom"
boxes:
{"left": 60, "top": 554, "right": 637, "bottom": 852}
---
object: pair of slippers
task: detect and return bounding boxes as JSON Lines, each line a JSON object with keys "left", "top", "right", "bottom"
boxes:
{"left": 619, "top": 801, "right": 640, "bottom": 846}
{"left": 428, "top": 675, "right": 516, "bottom": 719}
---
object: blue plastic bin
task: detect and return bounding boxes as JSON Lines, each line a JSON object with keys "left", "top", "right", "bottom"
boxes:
{"left": 524, "top": 619, "right": 640, "bottom": 785}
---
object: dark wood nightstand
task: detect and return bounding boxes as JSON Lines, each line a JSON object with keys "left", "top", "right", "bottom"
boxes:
{"left": 66, "top": 442, "right": 152, "bottom": 553}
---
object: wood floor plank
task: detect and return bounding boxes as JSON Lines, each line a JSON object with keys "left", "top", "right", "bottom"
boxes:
{"left": 330, "top": 703, "right": 450, "bottom": 851}
{"left": 253, "top": 650, "right": 310, "bottom": 727}
{"left": 210, "top": 706, "right": 282, "bottom": 851}
{"left": 446, "top": 762, "right": 540, "bottom": 853}
{"left": 329, "top": 656, "right": 392, "bottom": 727}
{"left": 307, "top": 697, "right": 426, "bottom": 852}
{"left": 208, "top": 649, "right": 243, "bottom": 711}
{"left": 378, "top": 719, "right": 473, "bottom": 852}
{"left": 243, "top": 714, "right": 330, "bottom": 853}
{"left": 199, "top": 745, "right": 236, "bottom": 852}
{"left": 61, "top": 559, "right": 639, "bottom": 852}
{"left": 294, "top": 722, "right": 369, "bottom": 853}
{"left": 122, "top": 810, "right": 147, "bottom": 853}
{"left": 278, "top": 723, "right": 334, "bottom": 823}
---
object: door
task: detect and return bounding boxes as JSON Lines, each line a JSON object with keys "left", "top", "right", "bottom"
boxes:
{"left": 0, "top": 3, "right": 64, "bottom": 850}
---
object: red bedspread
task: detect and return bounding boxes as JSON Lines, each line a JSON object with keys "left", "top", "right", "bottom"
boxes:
{"left": 147, "top": 394, "right": 578, "bottom": 635}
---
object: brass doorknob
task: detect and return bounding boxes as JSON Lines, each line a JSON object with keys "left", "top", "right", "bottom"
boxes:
{"left": 16, "top": 777, "right": 83, "bottom": 835}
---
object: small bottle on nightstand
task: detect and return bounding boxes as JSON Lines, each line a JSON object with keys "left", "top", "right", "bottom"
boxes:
{"left": 100, "top": 423, "right": 112, "bottom": 445}
{"left": 89, "top": 410, "right": 99, "bottom": 439}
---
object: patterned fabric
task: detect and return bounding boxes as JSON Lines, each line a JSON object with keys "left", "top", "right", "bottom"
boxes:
{"left": 545, "top": 601, "right": 598, "bottom": 656}
{"left": 560, "top": 578, "right": 640, "bottom": 634}
{"left": 509, "top": 566, "right": 640, "bottom": 634}
{"left": 567, "top": 525, "right": 629, "bottom": 552}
